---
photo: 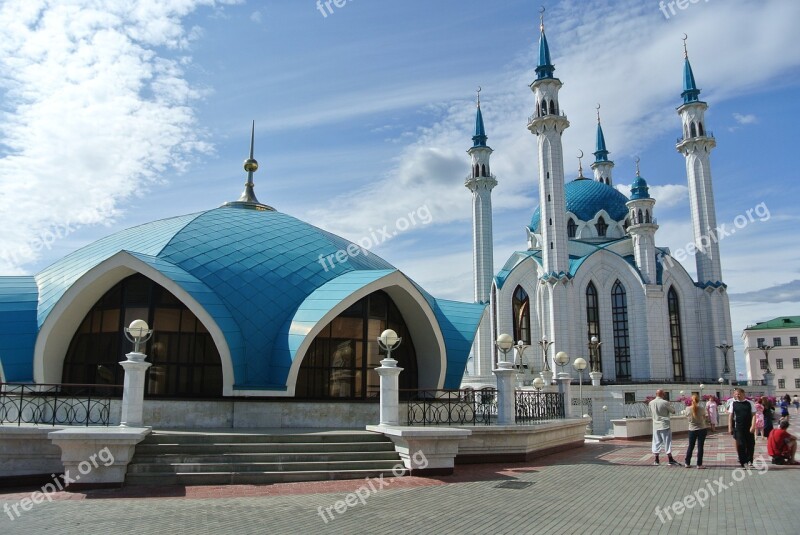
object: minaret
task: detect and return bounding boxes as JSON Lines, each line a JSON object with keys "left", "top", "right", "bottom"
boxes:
{"left": 223, "top": 121, "right": 274, "bottom": 211}
{"left": 626, "top": 159, "right": 658, "bottom": 284}
{"left": 465, "top": 89, "right": 497, "bottom": 304}
{"left": 527, "top": 11, "right": 569, "bottom": 277}
{"left": 591, "top": 105, "right": 614, "bottom": 185}
{"left": 675, "top": 38, "right": 720, "bottom": 284}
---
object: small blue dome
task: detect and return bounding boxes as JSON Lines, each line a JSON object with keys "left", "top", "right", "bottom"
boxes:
{"left": 630, "top": 175, "right": 651, "bottom": 200}
{"left": 530, "top": 179, "right": 630, "bottom": 232}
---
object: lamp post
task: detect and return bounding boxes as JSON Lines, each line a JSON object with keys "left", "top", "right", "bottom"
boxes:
{"left": 494, "top": 334, "right": 517, "bottom": 425}
{"left": 496, "top": 333, "right": 514, "bottom": 364}
{"left": 538, "top": 336, "right": 555, "bottom": 386}
{"left": 715, "top": 341, "right": 733, "bottom": 384}
{"left": 587, "top": 336, "right": 603, "bottom": 386}
{"left": 120, "top": 319, "right": 153, "bottom": 427}
{"left": 573, "top": 357, "right": 587, "bottom": 417}
{"left": 376, "top": 329, "right": 404, "bottom": 426}
{"left": 760, "top": 344, "right": 774, "bottom": 386}
{"left": 514, "top": 340, "right": 530, "bottom": 386}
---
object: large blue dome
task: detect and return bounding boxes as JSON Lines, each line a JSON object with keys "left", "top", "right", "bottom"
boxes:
{"left": 530, "top": 179, "right": 630, "bottom": 232}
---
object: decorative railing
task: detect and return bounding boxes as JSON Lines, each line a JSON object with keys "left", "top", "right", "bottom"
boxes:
{"left": 515, "top": 391, "right": 565, "bottom": 424}
{"left": 404, "top": 388, "right": 497, "bottom": 426}
{"left": 623, "top": 401, "right": 686, "bottom": 419}
{"left": 734, "top": 380, "right": 764, "bottom": 386}
{"left": 0, "top": 383, "right": 122, "bottom": 426}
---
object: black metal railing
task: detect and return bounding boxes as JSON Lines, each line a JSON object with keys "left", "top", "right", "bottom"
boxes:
{"left": 0, "top": 383, "right": 122, "bottom": 426}
{"left": 515, "top": 391, "right": 565, "bottom": 424}
{"left": 404, "top": 388, "right": 497, "bottom": 426}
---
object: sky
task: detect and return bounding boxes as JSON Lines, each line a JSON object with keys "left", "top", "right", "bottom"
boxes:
{"left": 1, "top": 0, "right": 799, "bottom": 374}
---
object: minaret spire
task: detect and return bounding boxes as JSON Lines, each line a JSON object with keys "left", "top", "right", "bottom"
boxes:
{"left": 223, "top": 121, "right": 274, "bottom": 211}
{"left": 591, "top": 104, "right": 614, "bottom": 185}
{"left": 681, "top": 34, "right": 701, "bottom": 104}
{"left": 535, "top": 7, "right": 555, "bottom": 80}
{"left": 472, "top": 87, "right": 488, "bottom": 147}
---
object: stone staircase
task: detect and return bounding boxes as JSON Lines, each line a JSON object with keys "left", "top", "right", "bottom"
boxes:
{"left": 125, "top": 429, "right": 404, "bottom": 486}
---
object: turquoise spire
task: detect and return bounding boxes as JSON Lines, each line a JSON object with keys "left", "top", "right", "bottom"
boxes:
{"left": 681, "top": 36, "right": 701, "bottom": 104}
{"left": 535, "top": 11, "right": 555, "bottom": 80}
{"left": 472, "top": 89, "right": 488, "bottom": 147}
{"left": 594, "top": 106, "right": 609, "bottom": 163}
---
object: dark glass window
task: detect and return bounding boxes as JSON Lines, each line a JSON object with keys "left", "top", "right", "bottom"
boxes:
{"left": 776, "top": 359, "right": 784, "bottom": 370}
{"left": 668, "top": 287, "right": 685, "bottom": 380}
{"left": 759, "top": 359, "right": 768, "bottom": 370}
{"left": 512, "top": 286, "right": 531, "bottom": 345}
{"left": 778, "top": 379, "right": 785, "bottom": 389}
{"left": 790, "top": 336, "right": 798, "bottom": 346}
{"left": 295, "top": 291, "right": 417, "bottom": 399}
{"left": 773, "top": 337, "right": 782, "bottom": 347}
{"left": 611, "top": 280, "right": 631, "bottom": 380}
{"left": 585, "top": 282, "right": 602, "bottom": 373}
{"left": 567, "top": 218, "right": 577, "bottom": 238}
{"left": 595, "top": 217, "right": 608, "bottom": 237}
{"left": 793, "top": 358, "right": 800, "bottom": 369}
{"left": 62, "top": 274, "right": 223, "bottom": 398}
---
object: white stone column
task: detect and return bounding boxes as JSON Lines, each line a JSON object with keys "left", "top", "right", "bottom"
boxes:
{"left": 541, "top": 369, "right": 554, "bottom": 388}
{"left": 557, "top": 372, "right": 573, "bottom": 418}
{"left": 119, "top": 352, "right": 151, "bottom": 428}
{"left": 589, "top": 371, "right": 603, "bottom": 387}
{"left": 494, "top": 361, "right": 517, "bottom": 425}
{"left": 376, "top": 357, "right": 404, "bottom": 426}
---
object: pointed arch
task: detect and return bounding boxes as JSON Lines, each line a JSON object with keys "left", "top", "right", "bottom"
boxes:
{"left": 690, "top": 122, "right": 697, "bottom": 138}
{"left": 645, "top": 210, "right": 651, "bottom": 224}
{"left": 512, "top": 285, "right": 531, "bottom": 345}
{"left": 585, "top": 282, "right": 602, "bottom": 373}
{"left": 595, "top": 216, "right": 608, "bottom": 237}
{"left": 698, "top": 122, "right": 704, "bottom": 136}
{"left": 611, "top": 280, "right": 631, "bottom": 379}
{"left": 481, "top": 164, "right": 487, "bottom": 177}
{"left": 536, "top": 102, "right": 541, "bottom": 117}
{"left": 549, "top": 100, "right": 556, "bottom": 114}
{"left": 541, "top": 99, "right": 548, "bottom": 115}
{"left": 567, "top": 218, "right": 577, "bottom": 238}
{"left": 637, "top": 209, "right": 643, "bottom": 224}
{"left": 667, "top": 286, "right": 685, "bottom": 380}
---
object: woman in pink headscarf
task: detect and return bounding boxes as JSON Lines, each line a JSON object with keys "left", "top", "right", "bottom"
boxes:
{"left": 706, "top": 397, "right": 718, "bottom": 432}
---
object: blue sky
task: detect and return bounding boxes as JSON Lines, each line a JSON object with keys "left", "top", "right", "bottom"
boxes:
{"left": 1, "top": 0, "right": 799, "bottom": 373}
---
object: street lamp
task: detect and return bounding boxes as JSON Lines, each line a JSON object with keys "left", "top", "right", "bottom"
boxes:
{"left": 587, "top": 336, "right": 602, "bottom": 373}
{"left": 532, "top": 376, "right": 545, "bottom": 391}
{"left": 715, "top": 340, "right": 732, "bottom": 376}
{"left": 554, "top": 351, "right": 570, "bottom": 373}
{"left": 573, "top": 357, "right": 587, "bottom": 416}
{"left": 124, "top": 319, "right": 153, "bottom": 354}
{"left": 538, "top": 336, "right": 554, "bottom": 372}
{"left": 496, "top": 333, "right": 514, "bottom": 364}
{"left": 378, "top": 329, "right": 402, "bottom": 361}
{"left": 514, "top": 340, "right": 530, "bottom": 374}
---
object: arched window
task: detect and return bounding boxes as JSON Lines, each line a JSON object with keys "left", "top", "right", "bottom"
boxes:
{"left": 611, "top": 280, "right": 631, "bottom": 380}
{"left": 585, "top": 282, "right": 602, "bottom": 373}
{"left": 690, "top": 123, "right": 697, "bottom": 138}
{"left": 623, "top": 218, "right": 630, "bottom": 231}
{"left": 541, "top": 99, "right": 548, "bottom": 115}
{"left": 473, "top": 164, "right": 478, "bottom": 178}
{"left": 668, "top": 287, "right": 685, "bottom": 380}
{"left": 567, "top": 218, "right": 577, "bottom": 238}
{"left": 549, "top": 100, "right": 556, "bottom": 114}
{"left": 481, "top": 164, "right": 487, "bottom": 176}
{"left": 62, "top": 274, "right": 223, "bottom": 398}
{"left": 512, "top": 286, "right": 531, "bottom": 345}
{"left": 637, "top": 209, "right": 643, "bottom": 224}
{"left": 698, "top": 122, "right": 704, "bottom": 136}
{"left": 536, "top": 102, "right": 541, "bottom": 117}
{"left": 595, "top": 217, "right": 608, "bottom": 237}
{"left": 296, "top": 290, "right": 418, "bottom": 399}
{"left": 645, "top": 210, "right": 651, "bottom": 223}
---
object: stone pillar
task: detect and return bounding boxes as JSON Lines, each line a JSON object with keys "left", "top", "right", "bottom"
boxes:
{"left": 119, "top": 352, "right": 151, "bottom": 428}
{"left": 590, "top": 371, "right": 603, "bottom": 387}
{"left": 494, "top": 361, "right": 517, "bottom": 425}
{"left": 376, "top": 357, "right": 404, "bottom": 426}
{"left": 762, "top": 372, "right": 774, "bottom": 388}
{"left": 541, "top": 369, "right": 554, "bottom": 389}
{"left": 557, "top": 372, "right": 573, "bottom": 417}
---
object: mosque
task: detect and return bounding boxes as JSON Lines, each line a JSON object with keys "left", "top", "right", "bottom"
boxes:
{"left": 463, "top": 19, "right": 735, "bottom": 389}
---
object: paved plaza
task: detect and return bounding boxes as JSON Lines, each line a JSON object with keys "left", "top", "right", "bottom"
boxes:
{"left": 1, "top": 430, "right": 798, "bottom": 535}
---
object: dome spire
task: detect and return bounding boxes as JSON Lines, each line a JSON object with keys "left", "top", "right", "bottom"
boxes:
{"left": 223, "top": 121, "right": 274, "bottom": 211}
{"left": 472, "top": 87, "right": 488, "bottom": 147}
{"left": 576, "top": 150, "right": 586, "bottom": 180}
{"left": 681, "top": 34, "right": 701, "bottom": 104}
{"left": 594, "top": 104, "right": 609, "bottom": 163}
{"left": 535, "top": 6, "right": 555, "bottom": 80}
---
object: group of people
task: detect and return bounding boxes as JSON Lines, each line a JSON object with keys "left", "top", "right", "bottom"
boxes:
{"left": 649, "top": 388, "right": 798, "bottom": 468}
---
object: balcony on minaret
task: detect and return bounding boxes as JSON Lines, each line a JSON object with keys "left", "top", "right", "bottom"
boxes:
{"left": 677, "top": 130, "right": 714, "bottom": 144}
{"left": 528, "top": 108, "right": 567, "bottom": 128}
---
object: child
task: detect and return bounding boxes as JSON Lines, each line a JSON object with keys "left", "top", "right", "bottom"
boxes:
{"left": 755, "top": 398, "right": 765, "bottom": 439}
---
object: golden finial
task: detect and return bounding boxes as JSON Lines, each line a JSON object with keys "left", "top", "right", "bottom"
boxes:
{"left": 476, "top": 86, "right": 482, "bottom": 108}
{"left": 634, "top": 156, "right": 641, "bottom": 177}
{"left": 243, "top": 120, "right": 258, "bottom": 174}
{"left": 682, "top": 33, "right": 688, "bottom": 59}
{"left": 596, "top": 103, "right": 601, "bottom": 124}
{"left": 539, "top": 6, "right": 545, "bottom": 32}
{"left": 577, "top": 150, "right": 584, "bottom": 178}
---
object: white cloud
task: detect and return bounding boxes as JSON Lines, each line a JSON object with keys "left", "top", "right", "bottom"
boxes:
{"left": 250, "top": 11, "right": 262, "bottom": 24}
{"left": 0, "top": 0, "right": 242, "bottom": 273}
{"left": 733, "top": 113, "right": 758, "bottom": 125}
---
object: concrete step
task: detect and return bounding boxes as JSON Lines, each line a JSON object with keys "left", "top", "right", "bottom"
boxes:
{"left": 125, "top": 468, "right": 405, "bottom": 486}
{"left": 127, "top": 459, "right": 401, "bottom": 474}
{"left": 141, "top": 431, "right": 388, "bottom": 445}
{"left": 130, "top": 451, "right": 400, "bottom": 464}
{"left": 134, "top": 441, "right": 396, "bottom": 455}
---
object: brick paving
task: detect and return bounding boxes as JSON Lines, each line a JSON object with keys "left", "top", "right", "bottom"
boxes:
{"left": 1, "top": 430, "right": 798, "bottom": 534}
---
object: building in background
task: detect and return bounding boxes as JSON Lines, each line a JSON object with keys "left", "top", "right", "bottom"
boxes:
{"left": 742, "top": 316, "right": 800, "bottom": 397}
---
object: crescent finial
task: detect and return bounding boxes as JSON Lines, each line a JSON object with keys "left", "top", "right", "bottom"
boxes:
{"left": 476, "top": 86, "right": 481, "bottom": 107}
{"left": 634, "top": 157, "right": 641, "bottom": 176}
{"left": 596, "top": 103, "right": 601, "bottom": 123}
{"left": 539, "top": 6, "right": 545, "bottom": 31}
{"left": 577, "top": 150, "right": 584, "bottom": 178}
{"left": 577, "top": 149, "right": 584, "bottom": 159}
{"left": 682, "top": 33, "right": 689, "bottom": 58}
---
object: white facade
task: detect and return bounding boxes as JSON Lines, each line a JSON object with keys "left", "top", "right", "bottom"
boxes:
{"left": 742, "top": 318, "right": 800, "bottom": 398}
{"left": 463, "top": 27, "right": 734, "bottom": 389}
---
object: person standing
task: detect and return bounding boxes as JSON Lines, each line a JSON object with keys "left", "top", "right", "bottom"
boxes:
{"left": 728, "top": 388, "right": 757, "bottom": 468}
{"left": 651, "top": 389, "right": 681, "bottom": 466}
{"left": 684, "top": 393, "right": 709, "bottom": 469}
{"left": 793, "top": 394, "right": 799, "bottom": 414}
{"left": 755, "top": 398, "right": 765, "bottom": 439}
{"left": 762, "top": 396, "right": 775, "bottom": 439}
{"left": 706, "top": 397, "right": 718, "bottom": 432}
{"left": 780, "top": 394, "right": 791, "bottom": 422}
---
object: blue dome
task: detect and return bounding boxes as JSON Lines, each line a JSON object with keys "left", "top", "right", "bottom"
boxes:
{"left": 630, "top": 175, "right": 651, "bottom": 200}
{"left": 530, "top": 179, "right": 630, "bottom": 232}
